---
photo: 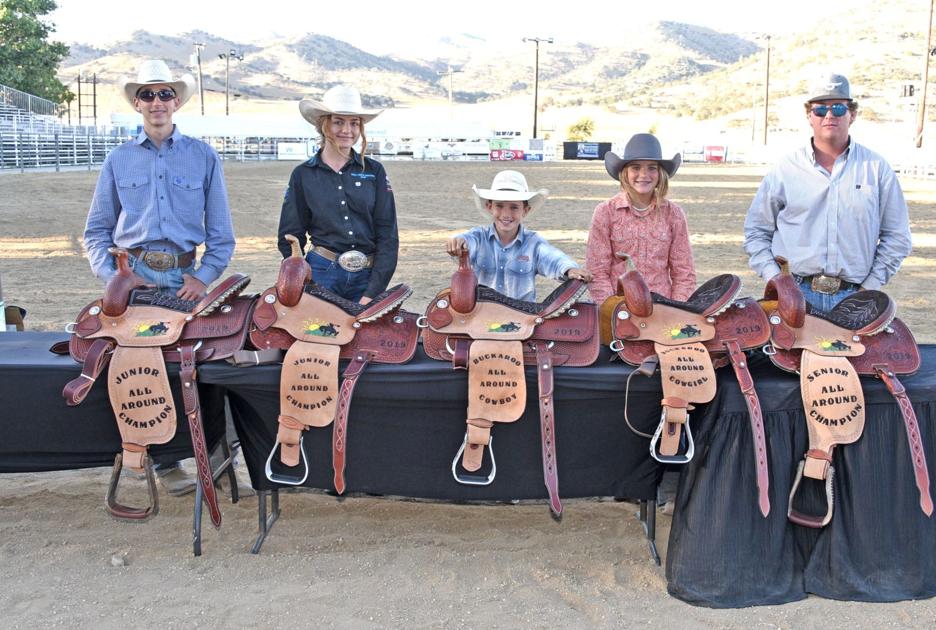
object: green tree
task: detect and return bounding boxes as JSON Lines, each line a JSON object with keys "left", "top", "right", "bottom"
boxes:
{"left": 567, "top": 117, "right": 595, "bottom": 141}
{"left": 0, "top": 0, "right": 72, "bottom": 103}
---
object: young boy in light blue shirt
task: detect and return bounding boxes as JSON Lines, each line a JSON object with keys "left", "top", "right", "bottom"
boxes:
{"left": 445, "top": 170, "right": 591, "bottom": 301}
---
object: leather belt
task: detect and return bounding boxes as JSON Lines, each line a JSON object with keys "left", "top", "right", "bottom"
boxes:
{"left": 310, "top": 245, "right": 374, "bottom": 272}
{"left": 128, "top": 247, "right": 195, "bottom": 271}
{"left": 794, "top": 273, "right": 859, "bottom": 295}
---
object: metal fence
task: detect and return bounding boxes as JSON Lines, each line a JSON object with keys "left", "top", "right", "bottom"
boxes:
{"left": 0, "top": 85, "right": 63, "bottom": 118}
{"left": 0, "top": 129, "right": 128, "bottom": 171}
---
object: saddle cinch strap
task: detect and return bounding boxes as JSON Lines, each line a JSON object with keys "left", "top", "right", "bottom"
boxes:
{"left": 454, "top": 339, "right": 527, "bottom": 482}
{"left": 788, "top": 351, "right": 866, "bottom": 528}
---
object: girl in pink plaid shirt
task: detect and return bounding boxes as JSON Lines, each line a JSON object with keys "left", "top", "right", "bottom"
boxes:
{"left": 586, "top": 134, "right": 696, "bottom": 306}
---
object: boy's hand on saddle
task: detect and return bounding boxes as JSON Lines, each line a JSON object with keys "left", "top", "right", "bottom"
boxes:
{"left": 446, "top": 237, "right": 469, "bottom": 257}
{"left": 178, "top": 274, "right": 208, "bottom": 301}
{"left": 566, "top": 268, "right": 593, "bottom": 282}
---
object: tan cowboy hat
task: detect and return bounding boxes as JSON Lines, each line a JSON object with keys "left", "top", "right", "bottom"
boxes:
{"left": 472, "top": 170, "right": 548, "bottom": 214}
{"left": 299, "top": 85, "right": 384, "bottom": 125}
{"left": 119, "top": 59, "right": 195, "bottom": 108}
{"left": 604, "top": 133, "right": 681, "bottom": 180}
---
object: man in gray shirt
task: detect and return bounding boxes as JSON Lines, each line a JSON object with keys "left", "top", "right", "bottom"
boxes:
{"left": 743, "top": 72, "right": 912, "bottom": 311}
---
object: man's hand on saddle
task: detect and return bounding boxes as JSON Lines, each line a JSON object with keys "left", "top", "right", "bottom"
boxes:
{"left": 178, "top": 274, "right": 208, "bottom": 301}
{"left": 566, "top": 267, "right": 593, "bottom": 282}
{"left": 446, "top": 237, "right": 469, "bottom": 257}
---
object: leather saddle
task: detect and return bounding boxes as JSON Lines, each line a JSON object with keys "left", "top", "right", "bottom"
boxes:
{"left": 420, "top": 252, "right": 599, "bottom": 517}
{"left": 248, "top": 235, "right": 419, "bottom": 493}
{"left": 601, "top": 258, "right": 773, "bottom": 516}
{"left": 761, "top": 272, "right": 932, "bottom": 527}
{"left": 60, "top": 248, "right": 253, "bottom": 525}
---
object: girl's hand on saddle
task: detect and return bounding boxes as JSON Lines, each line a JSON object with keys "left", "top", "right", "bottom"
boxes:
{"left": 566, "top": 268, "right": 593, "bottom": 282}
{"left": 446, "top": 237, "right": 468, "bottom": 257}
{"left": 359, "top": 296, "right": 373, "bottom": 305}
{"left": 178, "top": 274, "right": 208, "bottom": 301}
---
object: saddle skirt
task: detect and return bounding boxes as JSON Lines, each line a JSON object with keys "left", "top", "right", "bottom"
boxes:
{"left": 420, "top": 252, "right": 599, "bottom": 517}
{"left": 62, "top": 248, "right": 253, "bottom": 526}
{"left": 603, "top": 264, "right": 773, "bottom": 516}
{"left": 248, "top": 235, "right": 418, "bottom": 493}
{"left": 762, "top": 273, "right": 932, "bottom": 527}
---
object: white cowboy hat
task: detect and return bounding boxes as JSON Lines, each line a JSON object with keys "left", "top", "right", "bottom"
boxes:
{"left": 119, "top": 59, "right": 195, "bottom": 108}
{"left": 472, "top": 170, "right": 549, "bottom": 214}
{"left": 299, "top": 85, "right": 383, "bottom": 125}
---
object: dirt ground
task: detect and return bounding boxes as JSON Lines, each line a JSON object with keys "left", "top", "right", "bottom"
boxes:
{"left": 1, "top": 161, "right": 935, "bottom": 628}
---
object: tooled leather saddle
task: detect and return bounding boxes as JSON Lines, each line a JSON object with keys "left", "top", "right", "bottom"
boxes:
{"left": 761, "top": 272, "right": 932, "bottom": 527}
{"left": 601, "top": 258, "right": 773, "bottom": 516}
{"left": 61, "top": 248, "right": 253, "bottom": 525}
{"left": 248, "top": 235, "right": 419, "bottom": 492}
{"left": 420, "top": 252, "right": 599, "bottom": 517}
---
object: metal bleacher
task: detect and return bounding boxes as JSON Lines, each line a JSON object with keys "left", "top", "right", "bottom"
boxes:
{"left": 1, "top": 84, "right": 129, "bottom": 171}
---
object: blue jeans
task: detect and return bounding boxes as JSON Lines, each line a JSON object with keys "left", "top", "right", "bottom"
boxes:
{"left": 306, "top": 251, "right": 371, "bottom": 302}
{"left": 795, "top": 277, "right": 859, "bottom": 312}
{"left": 126, "top": 255, "right": 195, "bottom": 294}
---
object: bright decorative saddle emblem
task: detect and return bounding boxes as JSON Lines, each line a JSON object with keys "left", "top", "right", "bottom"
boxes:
{"left": 487, "top": 321, "right": 521, "bottom": 333}
{"left": 302, "top": 319, "right": 340, "bottom": 337}
{"left": 135, "top": 321, "right": 169, "bottom": 337}
{"left": 818, "top": 338, "right": 851, "bottom": 352}
{"left": 668, "top": 324, "right": 702, "bottom": 340}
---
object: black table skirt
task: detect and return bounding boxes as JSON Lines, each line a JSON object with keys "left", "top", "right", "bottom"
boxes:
{"left": 0, "top": 332, "right": 227, "bottom": 472}
{"left": 198, "top": 345, "right": 666, "bottom": 502}
{"left": 665, "top": 350, "right": 936, "bottom": 607}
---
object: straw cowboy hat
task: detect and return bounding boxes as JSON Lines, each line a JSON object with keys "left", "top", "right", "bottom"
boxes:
{"left": 119, "top": 59, "right": 195, "bottom": 108}
{"left": 299, "top": 85, "right": 384, "bottom": 125}
{"left": 604, "top": 133, "right": 681, "bottom": 180}
{"left": 472, "top": 170, "right": 549, "bottom": 214}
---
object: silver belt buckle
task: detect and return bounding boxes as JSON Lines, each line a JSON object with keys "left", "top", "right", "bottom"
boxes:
{"left": 142, "top": 251, "right": 174, "bottom": 271}
{"left": 811, "top": 274, "right": 841, "bottom": 295}
{"left": 337, "top": 250, "right": 367, "bottom": 272}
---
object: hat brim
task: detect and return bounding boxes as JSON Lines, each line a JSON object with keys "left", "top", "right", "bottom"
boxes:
{"left": 299, "top": 99, "right": 382, "bottom": 125}
{"left": 604, "top": 151, "right": 681, "bottom": 180}
{"left": 472, "top": 186, "right": 548, "bottom": 215}
{"left": 121, "top": 74, "right": 196, "bottom": 109}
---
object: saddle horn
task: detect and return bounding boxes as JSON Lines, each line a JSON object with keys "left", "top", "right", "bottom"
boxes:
{"left": 276, "top": 235, "right": 312, "bottom": 308}
{"left": 449, "top": 251, "right": 477, "bottom": 314}
{"left": 101, "top": 247, "right": 146, "bottom": 317}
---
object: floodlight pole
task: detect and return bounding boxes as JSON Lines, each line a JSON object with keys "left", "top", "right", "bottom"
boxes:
{"left": 218, "top": 49, "right": 244, "bottom": 116}
{"left": 916, "top": 0, "right": 935, "bottom": 148}
{"left": 523, "top": 37, "right": 553, "bottom": 139}
{"left": 194, "top": 42, "right": 205, "bottom": 116}
{"left": 437, "top": 64, "right": 463, "bottom": 119}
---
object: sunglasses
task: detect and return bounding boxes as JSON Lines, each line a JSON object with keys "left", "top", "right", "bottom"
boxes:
{"left": 136, "top": 88, "right": 176, "bottom": 103}
{"left": 810, "top": 103, "right": 849, "bottom": 118}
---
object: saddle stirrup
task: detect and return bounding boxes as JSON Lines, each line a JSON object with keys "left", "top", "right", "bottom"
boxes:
{"left": 649, "top": 411, "right": 695, "bottom": 465}
{"left": 106, "top": 451, "right": 160, "bottom": 521}
{"left": 265, "top": 437, "right": 310, "bottom": 486}
{"left": 451, "top": 433, "right": 497, "bottom": 486}
{"left": 787, "top": 456, "right": 835, "bottom": 528}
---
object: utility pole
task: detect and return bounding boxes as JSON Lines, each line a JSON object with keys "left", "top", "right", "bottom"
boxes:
{"left": 522, "top": 37, "right": 553, "bottom": 139}
{"left": 218, "top": 49, "right": 244, "bottom": 116}
{"left": 193, "top": 42, "right": 205, "bottom": 116}
{"left": 436, "top": 64, "right": 462, "bottom": 118}
{"left": 916, "top": 0, "right": 935, "bottom": 148}
{"left": 762, "top": 35, "right": 771, "bottom": 146}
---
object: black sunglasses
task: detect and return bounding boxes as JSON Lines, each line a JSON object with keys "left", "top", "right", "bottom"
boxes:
{"left": 810, "top": 103, "right": 849, "bottom": 118}
{"left": 136, "top": 88, "right": 177, "bottom": 102}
